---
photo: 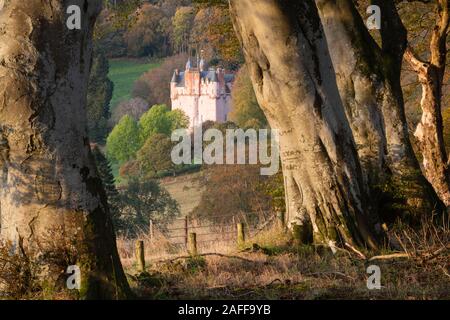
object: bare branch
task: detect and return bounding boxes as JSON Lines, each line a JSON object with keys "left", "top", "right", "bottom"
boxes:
{"left": 430, "top": 0, "right": 449, "bottom": 72}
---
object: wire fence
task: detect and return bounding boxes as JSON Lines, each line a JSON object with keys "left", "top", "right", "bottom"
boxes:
{"left": 117, "top": 211, "right": 284, "bottom": 264}
{"left": 153, "top": 211, "right": 280, "bottom": 247}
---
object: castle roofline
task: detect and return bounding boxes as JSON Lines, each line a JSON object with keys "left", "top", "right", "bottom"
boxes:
{"left": 171, "top": 70, "right": 178, "bottom": 83}
{"left": 172, "top": 68, "right": 235, "bottom": 87}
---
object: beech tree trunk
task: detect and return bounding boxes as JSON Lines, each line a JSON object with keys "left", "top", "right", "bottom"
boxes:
{"left": 229, "top": 0, "right": 380, "bottom": 249}
{"left": 0, "top": 0, "right": 130, "bottom": 299}
{"left": 316, "top": 0, "right": 440, "bottom": 215}
{"left": 316, "top": 0, "right": 388, "bottom": 184}
{"left": 404, "top": 0, "right": 450, "bottom": 207}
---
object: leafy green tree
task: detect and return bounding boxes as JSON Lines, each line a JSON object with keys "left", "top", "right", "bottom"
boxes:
{"left": 139, "top": 104, "right": 172, "bottom": 141}
{"left": 106, "top": 115, "right": 141, "bottom": 164}
{"left": 137, "top": 133, "right": 176, "bottom": 177}
{"left": 229, "top": 65, "right": 267, "bottom": 129}
{"left": 107, "top": 105, "right": 189, "bottom": 169}
{"left": 192, "top": 0, "right": 243, "bottom": 69}
{"left": 172, "top": 6, "right": 195, "bottom": 53}
{"left": 118, "top": 178, "right": 179, "bottom": 236}
{"left": 86, "top": 48, "right": 114, "bottom": 143}
{"left": 168, "top": 109, "right": 190, "bottom": 131}
{"left": 124, "top": 3, "right": 170, "bottom": 57}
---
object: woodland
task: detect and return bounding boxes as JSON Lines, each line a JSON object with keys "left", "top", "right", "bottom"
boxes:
{"left": 0, "top": 0, "right": 448, "bottom": 300}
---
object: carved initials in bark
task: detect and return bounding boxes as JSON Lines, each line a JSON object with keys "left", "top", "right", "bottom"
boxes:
{"left": 0, "top": 0, "right": 130, "bottom": 298}
{"left": 229, "top": 0, "right": 379, "bottom": 248}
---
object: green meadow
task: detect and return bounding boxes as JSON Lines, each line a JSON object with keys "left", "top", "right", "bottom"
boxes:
{"left": 108, "top": 59, "right": 160, "bottom": 112}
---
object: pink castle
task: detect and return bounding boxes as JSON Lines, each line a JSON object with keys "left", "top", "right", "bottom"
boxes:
{"left": 170, "top": 58, "right": 234, "bottom": 130}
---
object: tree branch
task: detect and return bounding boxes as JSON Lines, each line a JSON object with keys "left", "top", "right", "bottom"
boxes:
{"left": 404, "top": 46, "right": 430, "bottom": 74}
{"left": 430, "top": 0, "right": 449, "bottom": 73}
{"left": 372, "top": 0, "right": 408, "bottom": 69}
{"left": 153, "top": 253, "right": 255, "bottom": 264}
{"left": 369, "top": 253, "right": 410, "bottom": 261}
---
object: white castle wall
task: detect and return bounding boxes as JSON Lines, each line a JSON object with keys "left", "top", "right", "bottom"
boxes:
{"left": 171, "top": 67, "right": 233, "bottom": 130}
{"left": 171, "top": 94, "right": 199, "bottom": 128}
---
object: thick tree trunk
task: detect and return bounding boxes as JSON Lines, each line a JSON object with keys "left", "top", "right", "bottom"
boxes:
{"left": 229, "top": 0, "right": 380, "bottom": 249}
{"left": 283, "top": 170, "right": 311, "bottom": 235}
{"left": 316, "top": 0, "right": 440, "bottom": 215}
{"left": 403, "top": 0, "right": 450, "bottom": 207}
{"left": 316, "top": 0, "right": 388, "bottom": 184}
{"left": 0, "top": 1, "right": 130, "bottom": 299}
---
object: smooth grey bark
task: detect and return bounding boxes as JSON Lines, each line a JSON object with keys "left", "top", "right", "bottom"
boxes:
{"left": 0, "top": 0, "right": 130, "bottom": 299}
{"left": 229, "top": 0, "right": 380, "bottom": 249}
{"left": 316, "top": 0, "right": 388, "bottom": 184}
{"left": 316, "top": 0, "right": 440, "bottom": 216}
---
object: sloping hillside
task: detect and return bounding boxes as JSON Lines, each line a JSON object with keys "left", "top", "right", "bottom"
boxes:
{"left": 108, "top": 59, "right": 160, "bottom": 111}
{"left": 159, "top": 171, "right": 204, "bottom": 216}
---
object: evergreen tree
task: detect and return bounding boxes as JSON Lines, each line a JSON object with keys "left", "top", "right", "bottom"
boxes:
{"left": 229, "top": 65, "right": 268, "bottom": 129}
{"left": 92, "top": 146, "right": 119, "bottom": 199}
{"left": 92, "top": 146, "right": 122, "bottom": 229}
{"left": 87, "top": 47, "right": 114, "bottom": 143}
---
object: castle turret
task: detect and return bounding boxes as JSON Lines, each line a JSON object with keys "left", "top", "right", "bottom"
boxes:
{"left": 171, "top": 59, "right": 234, "bottom": 130}
{"left": 210, "top": 69, "right": 218, "bottom": 83}
{"left": 199, "top": 59, "right": 208, "bottom": 72}
{"left": 171, "top": 69, "right": 178, "bottom": 83}
{"left": 170, "top": 69, "right": 179, "bottom": 100}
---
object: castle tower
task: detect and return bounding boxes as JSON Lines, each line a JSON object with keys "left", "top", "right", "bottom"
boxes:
{"left": 170, "top": 55, "right": 235, "bottom": 130}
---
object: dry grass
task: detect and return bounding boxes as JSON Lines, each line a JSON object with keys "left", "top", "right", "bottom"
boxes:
{"left": 117, "top": 226, "right": 238, "bottom": 269}
{"left": 122, "top": 220, "right": 450, "bottom": 300}
{"left": 0, "top": 228, "right": 81, "bottom": 300}
{"left": 1, "top": 217, "right": 448, "bottom": 300}
{"left": 159, "top": 172, "right": 204, "bottom": 216}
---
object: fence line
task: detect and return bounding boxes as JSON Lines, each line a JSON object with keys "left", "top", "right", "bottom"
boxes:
{"left": 150, "top": 211, "right": 281, "bottom": 248}
{"left": 129, "top": 211, "right": 285, "bottom": 268}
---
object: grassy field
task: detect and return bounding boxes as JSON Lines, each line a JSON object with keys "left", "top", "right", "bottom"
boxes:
{"left": 120, "top": 222, "right": 450, "bottom": 300}
{"left": 159, "top": 172, "right": 204, "bottom": 216}
{"left": 108, "top": 59, "right": 160, "bottom": 112}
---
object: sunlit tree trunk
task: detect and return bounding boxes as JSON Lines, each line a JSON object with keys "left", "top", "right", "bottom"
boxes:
{"left": 316, "top": 0, "right": 388, "bottom": 184}
{"left": 0, "top": 0, "right": 130, "bottom": 299}
{"left": 229, "top": 0, "right": 380, "bottom": 249}
{"left": 404, "top": 0, "right": 450, "bottom": 207}
{"left": 316, "top": 0, "right": 440, "bottom": 215}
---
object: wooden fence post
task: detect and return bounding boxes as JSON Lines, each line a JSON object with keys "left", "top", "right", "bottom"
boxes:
{"left": 237, "top": 223, "right": 245, "bottom": 247}
{"left": 149, "top": 219, "right": 154, "bottom": 243}
{"left": 135, "top": 240, "right": 145, "bottom": 272}
{"left": 188, "top": 232, "right": 198, "bottom": 256}
{"left": 184, "top": 216, "right": 189, "bottom": 248}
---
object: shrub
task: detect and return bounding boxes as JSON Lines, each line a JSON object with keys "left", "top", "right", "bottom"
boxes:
{"left": 133, "top": 54, "right": 188, "bottom": 107}
{"left": 111, "top": 97, "right": 149, "bottom": 125}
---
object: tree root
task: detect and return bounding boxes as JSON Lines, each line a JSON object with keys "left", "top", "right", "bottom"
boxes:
{"left": 368, "top": 244, "right": 450, "bottom": 262}
{"left": 152, "top": 253, "right": 255, "bottom": 264}
{"left": 368, "top": 253, "right": 410, "bottom": 261}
